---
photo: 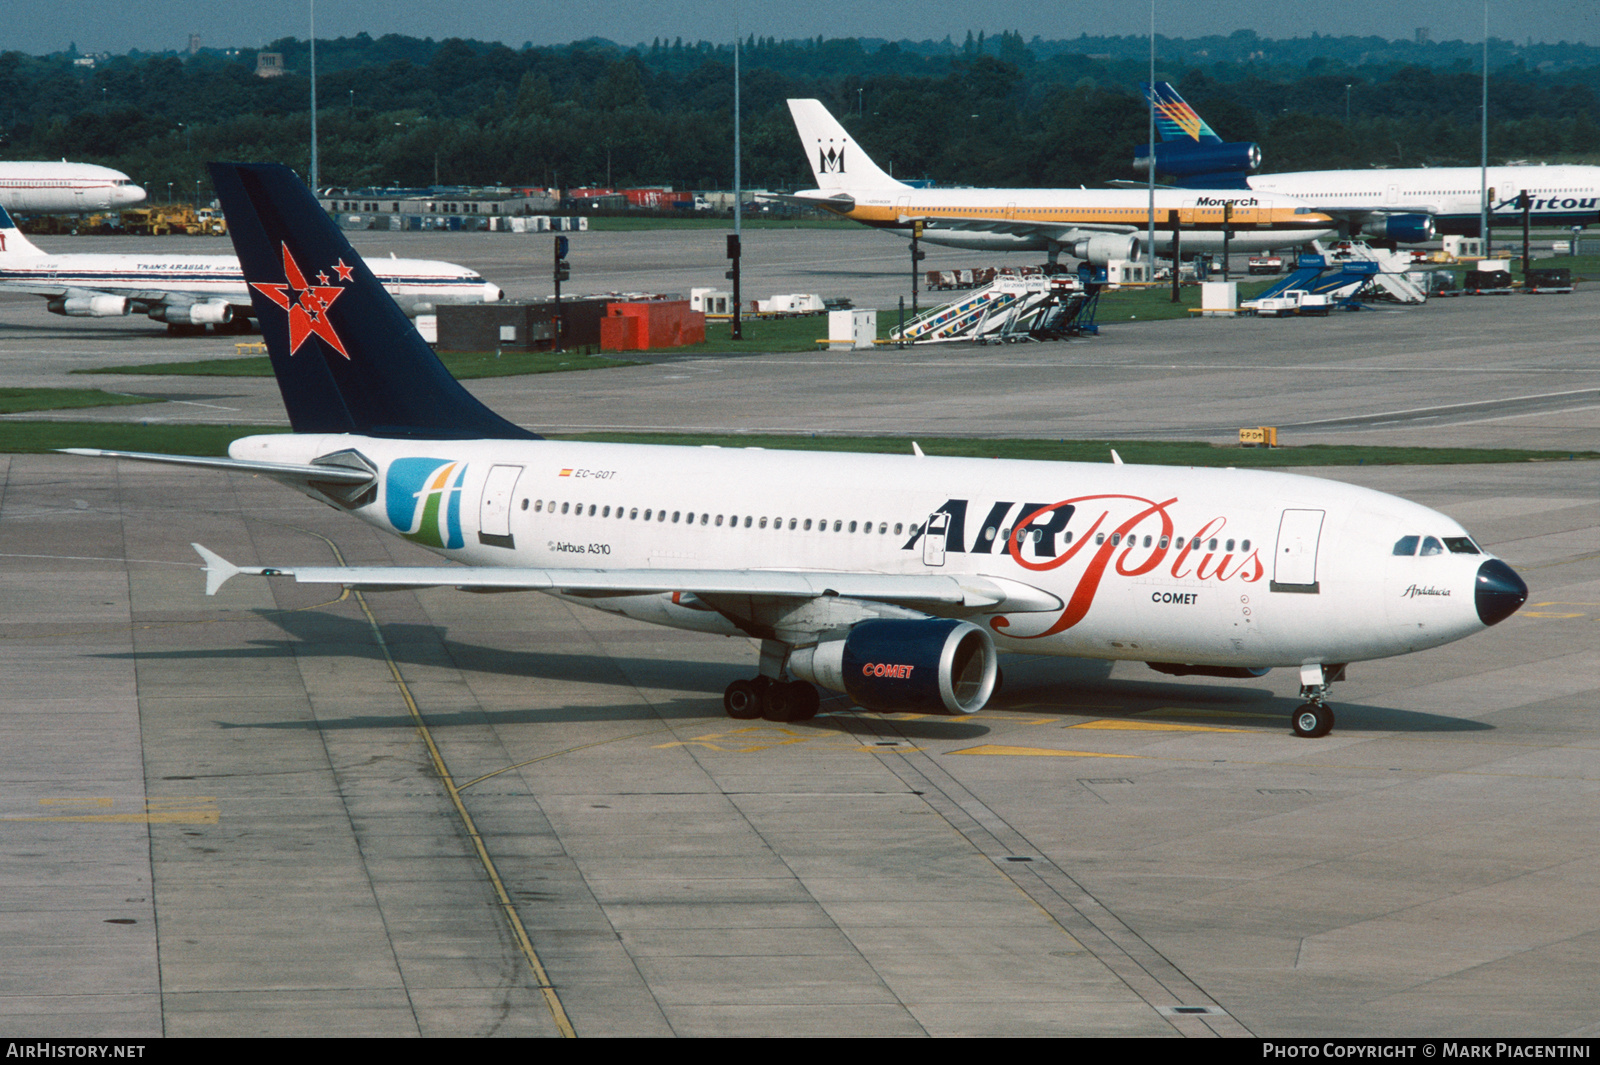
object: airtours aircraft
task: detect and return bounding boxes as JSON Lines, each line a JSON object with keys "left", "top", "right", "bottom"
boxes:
{"left": 68, "top": 162, "right": 1527, "bottom": 738}
{"left": 776, "top": 99, "right": 1338, "bottom": 266}
{"left": 0, "top": 204, "right": 500, "bottom": 332}
{"left": 1137, "top": 81, "right": 1600, "bottom": 241}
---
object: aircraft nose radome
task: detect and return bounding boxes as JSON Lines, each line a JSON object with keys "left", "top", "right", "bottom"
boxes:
{"left": 1475, "top": 558, "right": 1528, "bottom": 626}
{"left": 484, "top": 283, "right": 503, "bottom": 302}
{"left": 120, "top": 185, "right": 147, "bottom": 204}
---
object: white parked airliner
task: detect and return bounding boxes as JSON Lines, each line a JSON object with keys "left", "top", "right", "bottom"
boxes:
{"left": 775, "top": 99, "right": 1338, "bottom": 266}
{"left": 0, "top": 204, "right": 500, "bottom": 331}
{"left": 0, "top": 161, "right": 146, "bottom": 213}
{"left": 67, "top": 163, "right": 1527, "bottom": 738}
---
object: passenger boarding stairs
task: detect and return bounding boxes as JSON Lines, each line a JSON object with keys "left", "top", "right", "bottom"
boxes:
{"left": 890, "top": 275, "right": 1089, "bottom": 344}
{"left": 1319, "top": 241, "right": 1428, "bottom": 304}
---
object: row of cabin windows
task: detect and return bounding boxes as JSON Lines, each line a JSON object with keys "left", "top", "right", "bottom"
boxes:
{"left": 526, "top": 498, "right": 908, "bottom": 535}
{"left": 526, "top": 498, "right": 1251, "bottom": 553}
{"left": 1393, "top": 535, "right": 1481, "bottom": 557}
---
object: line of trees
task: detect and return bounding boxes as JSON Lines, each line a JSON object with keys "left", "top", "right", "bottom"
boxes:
{"left": 3, "top": 33, "right": 1598, "bottom": 201}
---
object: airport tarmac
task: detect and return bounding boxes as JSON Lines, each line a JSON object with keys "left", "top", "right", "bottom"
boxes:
{"left": 0, "top": 226, "right": 1597, "bottom": 1037}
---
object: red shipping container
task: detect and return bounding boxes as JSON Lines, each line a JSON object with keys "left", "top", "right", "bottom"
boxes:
{"left": 601, "top": 300, "right": 705, "bottom": 351}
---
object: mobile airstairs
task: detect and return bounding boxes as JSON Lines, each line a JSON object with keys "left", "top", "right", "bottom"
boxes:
{"left": 1242, "top": 242, "right": 1427, "bottom": 314}
{"left": 889, "top": 274, "right": 1096, "bottom": 344}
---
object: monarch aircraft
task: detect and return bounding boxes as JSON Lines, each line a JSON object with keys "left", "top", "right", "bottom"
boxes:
{"left": 67, "top": 163, "right": 1527, "bottom": 738}
{"left": 776, "top": 99, "right": 1338, "bottom": 265}
{"left": 1137, "top": 81, "right": 1600, "bottom": 241}
{"left": 0, "top": 204, "right": 500, "bottom": 332}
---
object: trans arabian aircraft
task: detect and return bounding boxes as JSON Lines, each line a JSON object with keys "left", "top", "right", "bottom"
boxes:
{"left": 1139, "top": 81, "right": 1600, "bottom": 241}
{"left": 0, "top": 204, "right": 500, "bottom": 332}
{"left": 777, "top": 99, "right": 1339, "bottom": 265}
{"left": 0, "top": 161, "right": 146, "bottom": 212}
{"left": 68, "top": 162, "right": 1527, "bottom": 738}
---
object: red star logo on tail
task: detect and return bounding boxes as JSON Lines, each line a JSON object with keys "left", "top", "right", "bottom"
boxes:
{"left": 250, "top": 243, "right": 350, "bottom": 358}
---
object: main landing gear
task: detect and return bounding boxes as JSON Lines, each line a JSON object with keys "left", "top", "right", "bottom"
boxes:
{"left": 1290, "top": 663, "right": 1346, "bottom": 738}
{"left": 723, "top": 677, "right": 820, "bottom": 723}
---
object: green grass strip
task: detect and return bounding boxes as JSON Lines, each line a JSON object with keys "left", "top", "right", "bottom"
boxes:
{"left": 0, "top": 421, "right": 287, "bottom": 455}
{"left": 554, "top": 432, "right": 1597, "bottom": 468}
{"left": 0, "top": 388, "right": 161, "bottom": 414}
{"left": 74, "top": 349, "right": 643, "bottom": 379}
{"left": 10, "top": 423, "right": 1593, "bottom": 466}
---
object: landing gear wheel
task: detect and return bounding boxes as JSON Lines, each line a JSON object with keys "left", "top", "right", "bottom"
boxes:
{"left": 1291, "top": 702, "right": 1334, "bottom": 739}
{"left": 762, "top": 681, "right": 819, "bottom": 723}
{"left": 724, "top": 678, "right": 763, "bottom": 720}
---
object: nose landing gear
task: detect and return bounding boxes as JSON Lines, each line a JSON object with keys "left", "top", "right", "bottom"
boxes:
{"left": 1290, "top": 663, "right": 1346, "bottom": 738}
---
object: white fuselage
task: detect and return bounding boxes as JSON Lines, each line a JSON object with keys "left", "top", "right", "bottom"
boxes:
{"left": 0, "top": 162, "right": 146, "bottom": 212}
{"left": 231, "top": 433, "right": 1500, "bottom": 669}
{"left": 0, "top": 243, "right": 503, "bottom": 317}
{"left": 825, "top": 185, "right": 1337, "bottom": 256}
{"left": 1248, "top": 164, "right": 1600, "bottom": 235}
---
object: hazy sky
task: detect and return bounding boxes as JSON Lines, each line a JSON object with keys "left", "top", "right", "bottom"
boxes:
{"left": 4, "top": 0, "right": 1594, "bottom": 58}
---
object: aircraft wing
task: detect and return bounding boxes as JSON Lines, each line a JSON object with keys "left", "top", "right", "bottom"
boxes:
{"left": 62, "top": 448, "right": 376, "bottom": 505}
{"left": 191, "top": 544, "right": 1062, "bottom": 613}
{"left": 919, "top": 216, "right": 1138, "bottom": 240}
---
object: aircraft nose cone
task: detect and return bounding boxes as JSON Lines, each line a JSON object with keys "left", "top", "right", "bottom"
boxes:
{"left": 1475, "top": 558, "right": 1527, "bottom": 626}
{"left": 120, "top": 185, "right": 147, "bottom": 206}
{"left": 484, "top": 283, "right": 503, "bottom": 303}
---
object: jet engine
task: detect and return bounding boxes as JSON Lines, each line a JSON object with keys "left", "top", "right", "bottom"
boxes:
{"left": 787, "top": 618, "right": 998, "bottom": 714}
{"left": 149, "top": 301, "right": 234, "bottom": 325}
{"left": 1071, "top": 233, "right": 1140, "bottom": 267}
{"left": 1359, "top": 214, "right": 1435, "bottom": 244}
{"left": 1134, "top": 141, "right": 1262, "bottom": 180}
{"left": 46, "top": 295, "right": 129, "bottom": 317}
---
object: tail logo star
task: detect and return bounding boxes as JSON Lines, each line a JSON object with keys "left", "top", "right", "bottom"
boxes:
{"left": 251, "top": 242, "right": 350, "bottom": 358}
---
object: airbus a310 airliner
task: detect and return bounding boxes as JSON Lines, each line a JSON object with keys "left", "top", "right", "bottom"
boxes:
{"left": 69, "top": 163, "right": 1527, "bottom": 738}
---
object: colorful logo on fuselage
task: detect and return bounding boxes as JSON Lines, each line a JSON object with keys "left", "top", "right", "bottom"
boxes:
{"left": 385, "top": 457, "right": 467, "bottom": 549}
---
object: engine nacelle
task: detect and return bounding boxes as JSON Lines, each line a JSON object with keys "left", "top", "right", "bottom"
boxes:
{"left": 149, "top": 301, "right": 233, "bottom": 325}
{"left": 1359, "top": 213, "right": 1435, "bottom": 244}
{"left": 1134, "top": 141, "right": 1262, "bottom": 179}
{"left": 1071, "top": 233, "right": 1140, "bottom": 267}
{"left": 46, "top": 295, "right": 129, "bottom": 317}
{"left": 788, "top": 618, "right": 997, "bottom": 715}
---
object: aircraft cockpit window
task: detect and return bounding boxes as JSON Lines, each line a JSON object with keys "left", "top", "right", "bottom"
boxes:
{"left": 1420, "top": 536, "right": 1444, "bottom": 556}
{"left": 1393, "top": 535, "right": 1418, "bottom": 556}
{"left": 1444, "top": 537, "right": 1481, "bottom": 555}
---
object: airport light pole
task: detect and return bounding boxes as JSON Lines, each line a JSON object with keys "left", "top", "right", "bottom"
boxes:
{"left": 1479, "top": 0, "right": 1489, "bottom": 251}
{"left": 731, "top": 29, "right": 743, "bottom": 341}
{"left": 1146, "top": 0, "right": 1156, "bottom": 279}
{"left": 309, "top": 0, "right": 319, "bottom": 193}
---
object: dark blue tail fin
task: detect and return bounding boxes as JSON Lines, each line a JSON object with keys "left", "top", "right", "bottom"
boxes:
{"left": 209, "top": 162, "right": 537, "bottom": 440}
